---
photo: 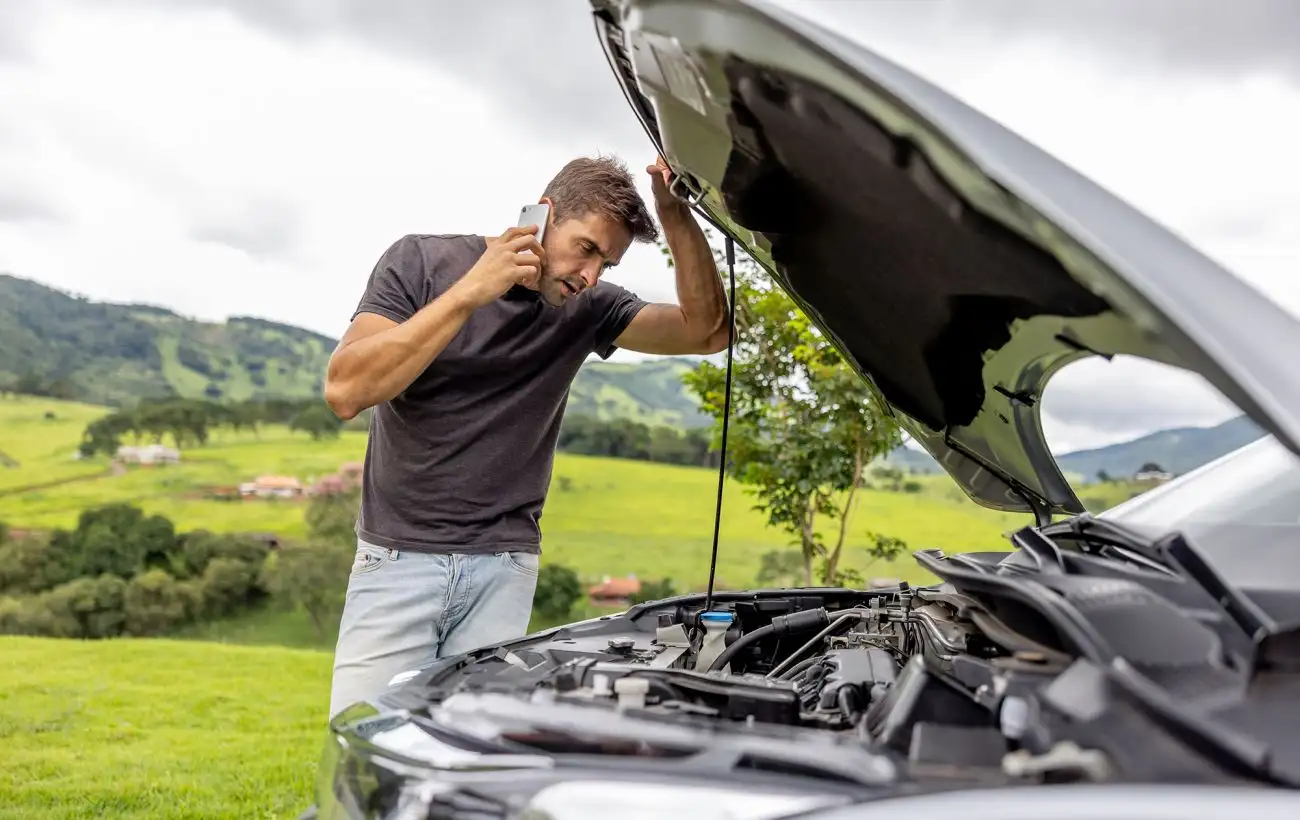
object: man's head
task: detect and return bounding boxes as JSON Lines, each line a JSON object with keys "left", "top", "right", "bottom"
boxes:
{"left": 530, "top": 155, "right": 659, "bottom": 307}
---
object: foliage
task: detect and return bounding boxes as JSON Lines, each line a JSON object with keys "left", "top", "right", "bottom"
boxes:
{"left": 558, "top": 413, "right": 717, "bottom": 467}
{"left": 78, "top": 397, "right": 340, "bottom": 456}
{"left": 259, "top": 541, "right": 353, "bottom": 637}
{"left": 681, "top": 238, "right": 903, "bottom": 586}
{"left": 532, "top": 563, "right": 583, "bottom": 621}
{"left": 630, "top": 577, "right": 677, "bottom": 605}
{"left": 0, "top": 503, "right": 274, "bottom": 639}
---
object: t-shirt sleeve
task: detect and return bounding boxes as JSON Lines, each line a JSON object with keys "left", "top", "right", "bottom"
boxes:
{"left": 351, "top": 235, "right": 429, "bottom": 325}
{"left": 590, "top": 280, "right": 650, "bottom": 360}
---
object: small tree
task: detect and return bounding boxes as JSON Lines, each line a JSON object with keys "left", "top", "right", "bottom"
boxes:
{"left": 532, "top": 564, "right": 583, "bottom": 622}
{"left": 681, "top": 239, "right": 902, "bottom": 586}
{"left": 259, "top": 542, "right": 352, "bottom": 637}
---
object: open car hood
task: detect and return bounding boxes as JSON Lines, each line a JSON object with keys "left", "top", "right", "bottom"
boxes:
{"left": 590, "top": 0, "right": 1300, "bottom": 519}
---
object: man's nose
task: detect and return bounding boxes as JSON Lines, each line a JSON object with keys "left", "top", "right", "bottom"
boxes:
{"left": 580, "top": 265, "right": 601, "bottom": 289}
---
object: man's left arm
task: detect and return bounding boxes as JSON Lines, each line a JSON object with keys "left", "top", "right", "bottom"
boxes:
{"left": 614, "top": 160, "right": 730, "bottom": 356}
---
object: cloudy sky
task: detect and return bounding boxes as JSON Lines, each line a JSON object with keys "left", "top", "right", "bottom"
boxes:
{"left": 1, "top": 0, "right": 1297, "bottom": 453}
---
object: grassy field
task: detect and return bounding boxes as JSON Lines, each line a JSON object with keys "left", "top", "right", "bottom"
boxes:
{"left": 0, "top": 394, "right": 1067, "bottom": 588}
{"left": 0, "top": 635, "right": 330, "bottom": 819}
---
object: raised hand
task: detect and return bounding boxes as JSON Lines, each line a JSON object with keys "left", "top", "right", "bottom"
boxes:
{"left": 456, "top": 225, "right": 546, "bottom": 308}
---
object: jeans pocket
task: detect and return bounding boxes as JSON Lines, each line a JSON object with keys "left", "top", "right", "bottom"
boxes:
{"left": 502, "top": 551, "right": 539, "bottom": 576}
{"left": 352, "top": 545, "right": 391, "bottom": 576}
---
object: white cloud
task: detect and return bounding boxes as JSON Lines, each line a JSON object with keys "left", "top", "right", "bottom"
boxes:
{"left": 1, "top": 1, "right": 1297, "bottom": 454}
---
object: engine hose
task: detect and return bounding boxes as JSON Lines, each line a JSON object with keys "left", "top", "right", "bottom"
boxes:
{"left": 706, "top": 607, "right": 831, "bottom": 672}
{"left": 777, "top": 655, "right": 821, "bottom": 681}
{"left": 707, "top": 624, "right": 775, "bottom": 672}
{"left": 765, "top": 611, "right": 868, "bottom": 679}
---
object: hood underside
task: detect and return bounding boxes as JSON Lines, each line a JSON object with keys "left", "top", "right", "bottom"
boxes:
{"left": 592, "top": 0, "right": 1300, "bottom": 517}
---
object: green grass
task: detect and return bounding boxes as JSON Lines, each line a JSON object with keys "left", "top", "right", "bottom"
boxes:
{"left": 0, "top": 397, "right": 1033, "bottom": 588}
{"left": 0, "top": 635, "right": 330, "bottom": 819}
{"left": 0, "top": 395, "right": 111, "bottom": 493}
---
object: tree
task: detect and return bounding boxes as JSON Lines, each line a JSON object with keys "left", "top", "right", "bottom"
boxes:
{"left": 532, "top": 564, "right": 583, "bottom": 622}
{"left": 291, "top": 402, "right": 343, "bottom": 440}
{"left": 681, "top": 237, "right": 903, "bottom": 586}
{"left": 259, "top": 542, "right": 353, "bottom": 637}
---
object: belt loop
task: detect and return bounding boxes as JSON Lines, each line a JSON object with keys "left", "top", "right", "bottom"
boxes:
{"left": 387, "top": 548, "right": 399, "bottom": 560}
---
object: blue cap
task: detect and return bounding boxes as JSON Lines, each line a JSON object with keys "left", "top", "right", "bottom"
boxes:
{"left": 700, "top": 611, "right": 733, "bottom": 624}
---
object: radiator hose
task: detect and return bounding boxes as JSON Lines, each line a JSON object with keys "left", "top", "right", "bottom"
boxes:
{"left": 707, "top": 608, "right": 830, "bottom": 672}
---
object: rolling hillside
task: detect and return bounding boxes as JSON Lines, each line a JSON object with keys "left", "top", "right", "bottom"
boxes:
{"left": 0, "top": 273, "right": 710, "bottom": 426}
{"left": 880, "top": 416, "right": 1266, "bottom": 484}
{"left": 1056, "top": 415, "right": 1264, "bottom": 481}
{"left": 566, "top": 357, "right": 707, "bottom": 427}
{"left": 0, "top": 274, "right": 334, "bottom": 406}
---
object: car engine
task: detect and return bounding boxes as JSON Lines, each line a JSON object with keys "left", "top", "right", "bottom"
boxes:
{"left": 373, "top": 526, "right": 1300, "bottom": 793}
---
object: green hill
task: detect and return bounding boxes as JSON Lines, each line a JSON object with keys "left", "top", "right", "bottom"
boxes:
{"left": 566, "top": 356, "right": 707, "bottom": 427}
{"left": 0, "top": 273, "right": 709, "bottom": 427}
{"left": 0, "top": 274, "right": 334, "bottom": 406}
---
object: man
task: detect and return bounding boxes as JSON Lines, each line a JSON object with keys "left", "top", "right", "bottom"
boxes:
{"left": 322, "top": 154, "right": 728, "bottom": 718}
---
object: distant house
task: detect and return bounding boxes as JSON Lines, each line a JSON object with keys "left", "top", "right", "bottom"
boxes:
{"left": 588, "top": 575, "right": 641, "bottom": 607}
{"left": 116, "top": 444, "right": 181, "bottom": 465}
{"left": 240, "top": 475, "right": 303, "bottom": 499}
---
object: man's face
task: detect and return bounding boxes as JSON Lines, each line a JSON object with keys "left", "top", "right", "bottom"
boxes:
{"left": 532, "top": 201, "right": 632, "bottom": 308}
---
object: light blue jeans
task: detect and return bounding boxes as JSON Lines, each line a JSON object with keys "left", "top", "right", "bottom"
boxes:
{"left": 328, "top": 538, "right": 539, "bottom": 719}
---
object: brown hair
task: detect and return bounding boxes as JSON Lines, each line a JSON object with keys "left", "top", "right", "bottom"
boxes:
{"left": 542, "top": 155, "right": 659, "bottom": 244}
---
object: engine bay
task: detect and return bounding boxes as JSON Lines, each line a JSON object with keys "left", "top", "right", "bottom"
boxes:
{"left": 385, "top": 520, "right": 1300, "bottom": 791}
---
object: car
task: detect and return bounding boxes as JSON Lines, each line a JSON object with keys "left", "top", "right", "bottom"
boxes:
{"left": 303, "top": 0, "right": 1300, "bottom": 817}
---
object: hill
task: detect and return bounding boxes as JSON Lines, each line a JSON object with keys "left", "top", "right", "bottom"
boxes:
{"left": 0, "top": 273, "right": 710, "bottom": 427}
{"left": 878, "top": 416, "right": 1267, "bottom": 484}
{"left": 566, "top": 356, "right": 707, "bottom": 427}
{"left": 1056, "top": 415, "right": 1264, "bottom": 481}
{"left": 0, "top": 273, "right": 334, "bottom": 406}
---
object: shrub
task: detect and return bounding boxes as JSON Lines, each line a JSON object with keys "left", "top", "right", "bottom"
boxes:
{"left": 630, "top": 578, "right": 677, "bottom": 605}
{"left": 124, "top": 569, "right": 195, "bottom": 636}
{"left": 175, "top": 531, "right": 269, "bottom": 578}
{"left": 0, "top": 595, "right": 55, "bottom": 636}
{"left": 40, "top": 574, "right": 128, "bottom": 638}
{"left": 260, "top": 541, "right": 352, "bottom": 637}
{"left": 533, "top": 564, "right": 582, "bottom": 622}
{"left": 198, "top": 558, "right": 258, "bottom": 618}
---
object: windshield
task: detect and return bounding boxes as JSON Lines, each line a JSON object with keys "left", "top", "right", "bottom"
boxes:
{"left": 1102, "top": 435, "right": 1300, "bottom": 591}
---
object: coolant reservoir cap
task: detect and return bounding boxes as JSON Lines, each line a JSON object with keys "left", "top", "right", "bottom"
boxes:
{"left": 700, "top": 611, "right": 733, "bottom": 626}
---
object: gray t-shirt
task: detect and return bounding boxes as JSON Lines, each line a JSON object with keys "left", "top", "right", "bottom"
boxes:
{"left": 349, "top": 233, "right": 648, "bottom": 554}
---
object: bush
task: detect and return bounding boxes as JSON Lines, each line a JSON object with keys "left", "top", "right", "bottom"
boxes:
{"left": 124, "top": 569, "right": 196, "bottom": 636}
{"left": 0, "top": 533, "right": 78, "bottom": 596}
{"left": 0, "top": 595, "right": 55, "bottom": 635}
{"left": 174, "top": 531, "right": 270, "bottom": 578}
{"left": 197, "top": 558, "right": 259, "bottom": 618}
{"left": 533, "top": 564, "right": 582, "bottom": 622}
{"left": 259, "top": 541, "right": 352, "bottom": 637}
{"left": 40, "top": 574, "right": 128, "bottom": 638}
{"left": 901, "top": 481, "right": 923, "bottom": 494}
{"left": 630, "top": 578, "right": 677, "bottom": 605}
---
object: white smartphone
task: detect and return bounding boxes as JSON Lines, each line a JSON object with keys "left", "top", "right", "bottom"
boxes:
{"left": 517, "top": 203, "right": 549, "bottom": 244}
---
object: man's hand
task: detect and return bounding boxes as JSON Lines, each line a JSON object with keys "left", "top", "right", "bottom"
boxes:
{"left": 646, "top": 155, "right": 685, "bottom": 215}
{"left": 451, "top": 225, "right": 546, "bottom": 308}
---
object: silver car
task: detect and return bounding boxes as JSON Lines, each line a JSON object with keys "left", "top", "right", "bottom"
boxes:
{"left": 304, "top": 1, "right": 1300, "bottom": 817}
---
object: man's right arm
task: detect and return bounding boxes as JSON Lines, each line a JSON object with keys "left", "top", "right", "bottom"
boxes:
{"left": 323, "top": 226, "right": 546, "bottom": 420}
{"left": 323, "top": 291, "right": 478, "bottom": 420}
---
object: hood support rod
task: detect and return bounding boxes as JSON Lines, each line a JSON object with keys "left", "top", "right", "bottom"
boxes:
{"left": 704, "top": 236, "right": 738, "bottom": 612}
